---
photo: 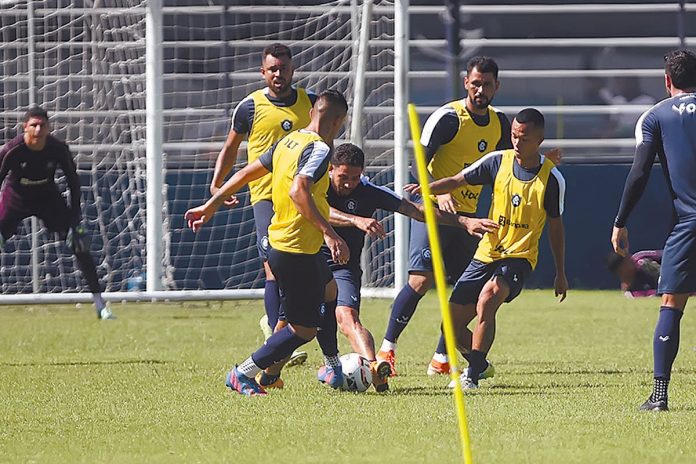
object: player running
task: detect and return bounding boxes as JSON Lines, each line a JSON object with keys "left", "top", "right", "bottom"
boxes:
{"left": 0, "top": 107, "right": 113, "bottom": 319}
{"left": 406, "top": 108, "right": 567, "bottom": 390}
{"left": 186, "top": 90, "right": 349, "bottom": 396}
{"left": 211, "top": 43, "right": 315, "bottom": 366}
{"left": 611, "top": 49, "right": 696, "bottom": 412}
{"left": 377, "top": 56, "right": 512, "bottom": 376}
{"left": 324, "top": 143, "right": 498, "bottom": 391}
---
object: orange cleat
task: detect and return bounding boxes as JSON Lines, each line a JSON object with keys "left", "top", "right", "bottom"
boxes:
{"left": 426, "top": 359, "right": 451, "bottom": 377}
{"left": 377, "top": 349, "right": 397, "bottom": 377}
{"left": 255, "top": 372, "right": 284, "bottom": 389}
{"left": 370, "top": 360, "right": 391, "bottom": 392}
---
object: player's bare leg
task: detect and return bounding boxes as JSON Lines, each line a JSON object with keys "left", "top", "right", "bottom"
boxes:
{"left": 337, "top": 306, "right": 390, "bottom": 392}
{"left": 462, "top": 277, "right": 509, "bottom": 389}
{"left": 379, "top": 271, "right": 433, "bottom": 375}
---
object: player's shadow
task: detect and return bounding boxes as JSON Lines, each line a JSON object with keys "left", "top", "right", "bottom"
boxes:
{"left": 0, "top": 359, "right": 169, "bottom": 367}
{"left": 389, "top": 385, "right": 457, "bottom": 397}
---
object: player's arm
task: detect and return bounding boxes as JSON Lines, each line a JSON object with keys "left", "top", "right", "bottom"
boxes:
{"left": 329, "top": 208, "right": 386, "bottom": 239}
{"left": 59, "top": 144, "right": 83, "bottom": 225}
{"left": 611, "top": 112, "right": 659, "bottom": 256}
{"left": 405, "top": 151, "right": 500, "bottom": 196}
{"left": 545, "top": 167, "right": 567, "bottom": 302}
{"left": 210, "top": 98, "right": 253, "bottom": 203}
{"left": 292, "top": 142, "right": 349, "bottom": 264}
{"left": 397, "top": 198, "right": 498, "bottom": 238}
{"left": 0, "top": 146, "right": 15, "bottom": 187}
{"left": 186, "top": 155, "right": 270, "bottom": 232}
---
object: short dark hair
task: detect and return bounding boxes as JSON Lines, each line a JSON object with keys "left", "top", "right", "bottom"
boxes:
{"left": 664, "top": 49, "right": 696, "bottom": 90}
{"left": 515, "top": 108, "right": 545, "bottom": 129}
{"left": 262, "top": 43, "right": 292, "bottom": 62}
{"left": 317, "top": 89, "right": 349, "bottom": 115}
{"left": 466, "top": 56, "right": 499, "bottom": 80}
{"left": 607, "top": 252, "right": 628, "bottom": 273}
{"left": 23, "top": 106, "right": 49, "bottom": 122}
{"left": 332, "top": 143, "right": 365, "bottom": 168}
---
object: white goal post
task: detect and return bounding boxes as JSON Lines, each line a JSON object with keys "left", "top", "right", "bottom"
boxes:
{"left": 0, "top": 0, "right": 407, "bottom": 303}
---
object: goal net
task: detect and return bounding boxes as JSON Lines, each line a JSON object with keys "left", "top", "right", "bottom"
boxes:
{"left": 0, "top": 0, "right": 400, "bottom": 298}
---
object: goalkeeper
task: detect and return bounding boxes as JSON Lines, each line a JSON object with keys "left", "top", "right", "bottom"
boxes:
{"left": 0, "top": 107, "right": 113, "bottom": 319}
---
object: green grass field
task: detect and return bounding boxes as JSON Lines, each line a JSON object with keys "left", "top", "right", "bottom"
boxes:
{"left": 1, "top": 290, "right": 695, "bottom": 463}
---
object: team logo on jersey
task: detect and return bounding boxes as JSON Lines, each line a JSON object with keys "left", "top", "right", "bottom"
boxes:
{"left": 281, "top": 119, "right": 293, "bottom": 131}
{"left": 20, "top": 162, "right": 27, "bottom": 169}
{"left": 261, "top": 235, "right": 269, "bottom": 251}
{"left": 421, "top": 248, "right": 432, "bottom": 261}
{"left": 346, "top": 199, "right": 357, "bottom": 212}
{"left": 511, "top": 194, "right": 522, "bottom": 207}
{"left": 477, "top": 139, "right": 488, "bottom": 153}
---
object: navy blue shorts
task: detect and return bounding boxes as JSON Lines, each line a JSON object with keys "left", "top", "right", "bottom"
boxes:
{"left": 659, "top": 219, "right": 696, "bottom": 294}
{"left": 252, "top": 200, "right": 274, "bottom": 261}
{"left": 408, "top": 217, "right": 479, "bottom": 281}
{"left": 449, "top": 258, "right": 532, "bottom": 306}
{"left": 334, "top": 267, "right": 362, "bottom": 311}
{"left": 267, "top": 247, "right": 333, "bottom": 327}
{"left": 0, "top": 193, "right": 71, "bottom": 241}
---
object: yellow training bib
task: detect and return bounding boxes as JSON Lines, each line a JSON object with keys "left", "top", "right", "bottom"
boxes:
{"left": 268, "top": 130, "right": 330, "bottom": 255}
{"left": 474, "top": 150, "right": 553, "bottom": 269}
{"left": 246, "top": 88, "right": 313, "bottom": 204}
{"left": 428, "top": 100, "right": 502, "bottom": 213}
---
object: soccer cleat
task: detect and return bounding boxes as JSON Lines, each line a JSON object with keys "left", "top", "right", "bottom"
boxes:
{"left": 459, "top": 376, "right": 479, "bottom": 391}
{"left": 377, "top": 349, "right": 397, "bottom": 377}
{"left": 255, "top": 372, "right": 284, "bottom": 389}
{"left": 225, "top": 367, "right": 267, "bottom": 396}
{"left": 370, "top": 360, "right": 391, "bottom": 393}
{"left": 427, "top": 359, "right": 451, "bottom": 376}
{"left": 286, "top": 350, "right": 308, "bottom": 367}
{"left": 317, "top": 364, "right": 344, "bottom": 389}
{"left": 448, "top": 361, "right": 495, "bottom": 388}
{"left": 639, "top": 396, "right": 669, "bottom": 412}
{"left": 99, "top": 306, "right": 116, "bottom": 320}
{"left": 259, "top": 314, "right": 273, "bottom": 340}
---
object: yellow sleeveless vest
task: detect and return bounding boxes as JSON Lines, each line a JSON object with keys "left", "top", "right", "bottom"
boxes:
{"left": 428, "top": 100, "right": 502, "bottom": 213}
{"left": 268, "top": 130, "right": 330, "bottom": 254}
{"left": 474, "top": 150, "right": 553, "bottom": 269}
{"left": 246, "top": 88, "right": 313, "bottom": 204}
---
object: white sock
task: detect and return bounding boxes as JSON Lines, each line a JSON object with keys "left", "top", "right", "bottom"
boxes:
{"left": 380, "top": 339, "right": 397, "bottom": 352}
{"left": 236, "top": 357, "right": 262, "bottom": 378}
{"left": 432, "top": 352, "right": 448, "bottom": 363}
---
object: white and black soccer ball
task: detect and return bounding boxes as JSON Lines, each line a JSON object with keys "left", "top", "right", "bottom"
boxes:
{"left": 340, "top": 353, "right": 373, "bottom": 392}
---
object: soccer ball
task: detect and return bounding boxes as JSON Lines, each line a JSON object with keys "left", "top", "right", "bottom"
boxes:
{"left": 340, "top": 353, "right": 373, "bottom": 392}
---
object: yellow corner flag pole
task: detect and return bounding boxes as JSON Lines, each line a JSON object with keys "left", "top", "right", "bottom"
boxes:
{"left": 407, "top": 103, "right": 473, "bottom": 464}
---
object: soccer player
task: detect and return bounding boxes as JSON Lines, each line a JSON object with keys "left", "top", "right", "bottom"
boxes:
{"left": 611, "top": 49, "right": 696, "bottom": 412}
{"left": 378, "top": 56, "right": 512, "bottom": 376}
{"left": 0, "top": 107, "right": 113, "bottom": 319}
{"left": 607, "top": 250, "right": 662, "bottom": 298}
{"left": 210, "top": 43, "right": 315, "bottom": 363}
{"left": 406, "top": 108, "right": 567, "bottom": 389}
{"left": 325, "top": 143, "right": 498, "bottom": 391}
{"left": 185, "top": 90, "right": 349, "bottom": 396}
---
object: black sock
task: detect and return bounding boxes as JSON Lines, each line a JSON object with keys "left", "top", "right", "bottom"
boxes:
{"left": 73, "top": 250, "right": 103, "bottom": 294}
{"left": 316, "top": 299, "right": 339, "bottom": 357}
{"left": 467, "top": 350, "right": 487, "bottom": 383}
{"left": 651, "top": 378, "right": 670, "bottom": 402}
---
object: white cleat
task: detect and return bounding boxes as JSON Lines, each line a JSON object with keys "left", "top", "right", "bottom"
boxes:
{"left": 448, "top": 360, "right": 494, "bottom": 388}
{"left": 100, "top": 306, "right": 116, "bottom": 320}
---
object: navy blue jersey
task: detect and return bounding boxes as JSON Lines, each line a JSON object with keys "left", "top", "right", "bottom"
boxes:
{"left": 323, "top": 177, "right": 402, "bottom": 271}
{"left": 232, "top": 87, "right": 318, "bottom": 134}
{"left": 0, "top": 134, "right": 81, "bottom": 223}
{"left": 462, "top": 151, "right": 565, "bottom": 218}
{"left": 615, "top": 92, "right": 696, "bottom": 226}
